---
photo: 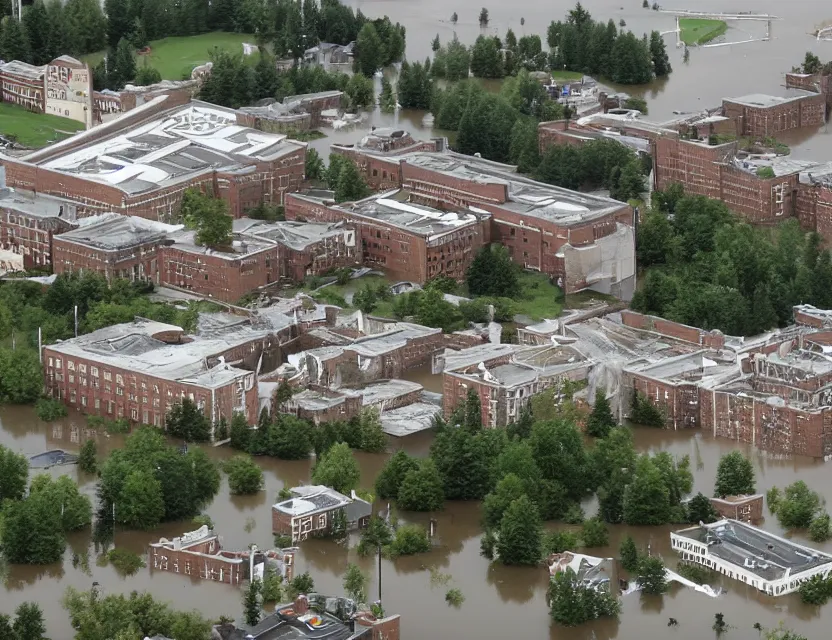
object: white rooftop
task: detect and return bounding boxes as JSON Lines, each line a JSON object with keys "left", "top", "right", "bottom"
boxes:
{"left": 37, "top": 101, "right": 304, "bottom": 194}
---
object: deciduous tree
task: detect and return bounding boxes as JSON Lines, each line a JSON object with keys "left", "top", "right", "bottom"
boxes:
{"left": 637, "top": 555, "right": 667, "bottom": 594}
{"left": 375, "top": 450, "right": 419, "bottom": 499}
{"left": 224, "top": 455, "right": 264, "bottom": 495}
{"left": 497, "top": 495, "right": 542, "bottom": 565}
{"left": 397, "top": 459, "right": 444, "bottom": 511}
{"left": 714, "top": 451, "right": 755, "bottom": 498}
{"left": 311, "top": 442, "right": 360, "bottom": 494}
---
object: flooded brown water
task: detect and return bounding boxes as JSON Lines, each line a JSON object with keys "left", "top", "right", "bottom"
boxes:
{"left": 311, "top": 0, "right": 832, "bottom": 159}
{"left": 3, "top": 392, "right": 832, "bottom": 640}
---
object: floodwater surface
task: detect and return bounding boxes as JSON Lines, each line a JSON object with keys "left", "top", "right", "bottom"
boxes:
{"left": 310, "top": 0, "right": 832, "bottom": 160}
{"left": 2, "top": 397, "right": 832, "bottom": 639}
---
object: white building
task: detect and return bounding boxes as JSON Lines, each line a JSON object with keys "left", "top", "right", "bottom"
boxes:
{"left": 670, "top": 519, "right": 832, "bottom": 596}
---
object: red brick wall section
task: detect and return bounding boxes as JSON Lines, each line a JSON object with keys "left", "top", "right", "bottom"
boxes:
{"left": 620, "top": 310, "right": 726, "bottom": 348}
{"left": 653, "top": 137, "right": 729, "bottom": 199}
{"left": 402, "top": 163, "right": 509, "bottom": 207}
{"left": 718, "top": 165, "right": 798, "bottom": 225}
{"left": 159, "top": 245, "right": 279, "bottom": 303}
{"left": 723, "top": 94, "right": 826, "bottom": 137}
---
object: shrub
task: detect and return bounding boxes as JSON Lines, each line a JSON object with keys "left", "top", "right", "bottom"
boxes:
{"left": 35, "top": 397, "right": 67, "bottom": 422}
{"left": 107, "top": 548, "right": 146, "bottom": 576}
{"left": 675, "top": 562, "right": 714, "bottom": 585}
{"left": 388, "top": 524, "right": 432, "bottom": 557}
{"left": 445, "top": 588, "right": 465, "bottom": 607}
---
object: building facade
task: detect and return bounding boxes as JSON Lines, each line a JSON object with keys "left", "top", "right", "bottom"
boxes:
{"left": 0, "top": 190, "right": 78, "bottom": 269}
{"left": 271, "top": 485, "right": 372, "bottom": 542}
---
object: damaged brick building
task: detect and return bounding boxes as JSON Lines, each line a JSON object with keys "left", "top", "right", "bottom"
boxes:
{"left": 1, "top": 99, "right": 306, "bottom": 221}
{"left": 292, "top": 145, "right": 636, "bottom": 297}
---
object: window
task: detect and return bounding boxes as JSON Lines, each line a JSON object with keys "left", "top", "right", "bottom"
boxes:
{"left": 55, "top": 358, "right": 62, "bottom": 369}
{"left": 68, "top": 360, "right": 75, "bottom": 371}
{"left": 131, "top": 408, "right": 138, "bottom": 420}
{"left": 91, "top": 366, "right": 98, "bottom": 377}
{"left": 510, "top": 228, "right": 515, "bottom": 236}
{"left": 153, "top": 398, "right": 160, "bottom": 408}
{"left": 116, "top": 374, "right": 123, "bottom": 385}
{"left": 143, "top": 410, "right": 149, "bottom": 423}
{"left": 69, "top": 374, "right": 75, "bottom": 384}
{"left": 48, "top": 357, "right": 53, "bottom": 367}
{"left": 318, "top": 513, "right": 327, "bottom": 528}
{"left": 141, "top": 382, "right": 147, "bottom": 391}
{"left": 79, "top": 364, "right": 87, "bottom": 374}
{"left": 142, "top": 396, "right": 148, "bottom": 404}
{"left": 95, "top": 398, "right": 100, "bottom": 409}
{"left": 104, "top": 371, "right": 112, "bottom": 381}
{"left": 204, "top": 274, "right": 208, "bottom": 280}
{"left": 129, "top": 393, "right": 137, "bottom": 402}
{"left": 116, "top": 387, "right": 124, "bottom": 396}
{"left": 81, "top": 396, "right": 87, "bottom": 407}
{"left": 372, "top": 169, "right": 378, "bottom": 177}
{"left": 70, "top": 390, "right": 76, "bottom": 403}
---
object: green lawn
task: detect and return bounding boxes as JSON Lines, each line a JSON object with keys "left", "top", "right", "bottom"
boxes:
{"left": 550, "top": 70, "right": 585, "bottom": 82}
{"left": 0, "top": 103, "right": 86, "bottom": 148}
{"left": 512, "top": 272, "right": 563, "bottom": 321}
{"left": 83, "top": 32, "right": 258, "bottom": 81}
{"left": 679, "top": 18, "right": 728, "bottom": 45}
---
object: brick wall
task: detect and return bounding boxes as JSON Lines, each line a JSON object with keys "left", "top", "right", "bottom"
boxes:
{"left": 653, "top": 137, "right": 729, "bottom": 199}
{"left": 709, "top": 495, "right": 764, "bottom": 523}
{"left": 0, "top": 210, "right": 74, "bottom": 269}
{"left": 628, "top": 376, "right": 700, "bottom": 429}
{"left": 0, "top": 70, "right": 45, "bottom": 112}
{"left": 159, "top": 245, "right": 279, "bottom": 303}
{"left": 53, "top": 237, "right": 165, "bottom": 282}
{"left": 719, "top": 164, "right": 798, "bottom": 225}
{"left": 620, "top": 310, "right": 726, "bottom": 348}
{"left": 723, "top": 94, "right": 826, "bottom": 138}
{"left": 148, "top": 539, "right": 245, "bottom": 584}
{"left": 42, "top": 347, "right": 259, "bottom": 425}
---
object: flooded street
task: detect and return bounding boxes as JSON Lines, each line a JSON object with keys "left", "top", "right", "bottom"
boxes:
{"left": 3, "top": 397, "right": 832, "bottom": 639}
{"left": 313, "top": 0, "right": 832, "bottom": 158}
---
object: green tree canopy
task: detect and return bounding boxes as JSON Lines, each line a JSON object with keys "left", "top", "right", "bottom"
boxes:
{"left": 1, "top": 489, "right": 66, "bottom": 564}
{"left": 548, "top": 566, "right": 621, "bottom": 626}
{"left": 375, "top": 450, "right": 419, "bottom": 499}
{"left": 397, "top": 458, "right": 445, "bottom": 511}
{"left": 165, "top": 398, "right": 212, "bottom": 442}
{"left": 181, "top": 189, "right": 233, "bottom": 248}
{"left": 224, "top": 455, "right": 264, "bottom": 495}
{"left": 482, "top": 474, "right": 526, "bottom": 530}
{"left": 0, "top": 444, "right": 29, "bottom": 502}
{"left": 466, "top": 245, "right": 519, "bottom": 298}
{"left": 637, "top": 555, "right": 668, "bottom": 594}
{"left": 585, "top": 390, "right": 616, "bottom": 438}
{"left": 497, "top": 494, "right": 542, "bottom": 565}
{"left": 714, "top": 451, "right": 755, "bottom": 498}
{"left": 311, "top": 442, "right": 360, "bottom": 494}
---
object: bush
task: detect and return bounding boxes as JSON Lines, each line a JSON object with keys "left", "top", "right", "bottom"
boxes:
{"left": 775, "top": 481, "right": 822, "bottom": 529}
{"left": 542, "top": 530, "right": 580, "bottom": 555}
{"left": 35, "top": 397, "right": 67, "bottom": 422}
{"left": 619, "top": 535, "right": 639, "bottom": 572}
{"left": 799, "top": 574, "right": 832, "bottom": 605}
{"left": 287, "top": 572, "right": 315, "bottom": 599}
{"left": 810, "top": 512, "right": 831, "bottom": 542}
{"left": 445, "top": 588, "right": 464, "bottom": 607}
{"left": 675, "top": 562, "right": 714, "bottom": 585}
{"left": 580, "top": 518, "right": 609, "bottom": 548}
{"left": 224, "top": 455, "right": 264, "bottom": 495}
{"left": 388, "top": 524, "right": 432, "bottom": 557}
{"left": 637, "top": 556, "right": 667, "bottom": 595}
{"left": 563, "top": 504, "right": 585, "bottom": 524}
{"left": 107, "top": 548, "right": 146, "bottom": 576}
{"left": 78, "top": 439, "right": 97, "bottom": 474}
{"left": 630, "top": 390, "right": 665, "bottom": 427}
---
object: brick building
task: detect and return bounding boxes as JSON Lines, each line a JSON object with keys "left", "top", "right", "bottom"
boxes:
{"left": 272, "top": 485, "right": 371, "bottom": 543}
{"left": 440, "top": 342, "right": 590, "bottom": 427}
{"left": 294, "top": 146, "right": 636, "bottom": 297}
{"left": 0, "top": 189, "right": 78, "bottom": 269}
{"left": 3, "top": 99, "right": 306, "bottom": 221}
{"left": 148, "top": 525, "right": 294, "bottom": 585}
{"left": 237, "top": 91, "right": 343, "bottom": 132}
{"left": 52, "top": 213, "right": 179, "bottom": 282}
{"left": 722, "top": 93, "right": 826, "bottom": 138}
{"left": 0, "top": 60, "right": 46, "bottom": 112}
{"left": 287, "top": 189, "right": 487, "bottom": 283}
{"left": 709, "top": 495, "right": 764, "bottom": 523}
{"left": 42, "top": 318, "right": 263, "bottom": 427}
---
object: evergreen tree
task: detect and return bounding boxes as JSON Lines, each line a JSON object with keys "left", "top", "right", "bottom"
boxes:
{"left": 610, "top": 160, "right": 644, "bottom": 202}
{"left": 0, "top": 16, "right": 32, "bottom": 63}
{"left": 358, "top": 406, "right": 386, "bottom": 453}
{"left": 254, "top": 52, "right": 279, "bottom": 100}
{"left": 23, "top": 1, "right": 51, "bottom": 65}
{"left": 536, "top": 145, "right": 583, "bottom": 190}
{"left": 305, "top": 148, "right": 325, "bottom": 181}
{"left": 11, "top": 603, "right": 47, "bottom": 640}
{"left": 64, "top": 0, "right": 108, "bottom": 55}
{"left": 649, "top": 30, "right": 671, "bottom": 77}
{"left": 242, "top": 579, "right": 261, "bottom": 627}
{"left": 354, "top": 22, "right": 384, "bottom": 77}
{"left": 78, "top": 439, "right": 98, "bottom": 474}
{"left": 470, "top": 35, "right": 503, "bottom": 78}
{"left": 497, "top": 495, "right": 542, "bottom": 565}
{"left": 714, "top": 451, "right": 755, "bottom": 498}
{"left": 464, "top": 388, "right": 482, "bottom": 431}
{"left": 118, "top": 469, "right": 166, "bottom": 529}
{"left": 334, "top": 160, "right": 371, "bottom": 203}
{"left": 687, "top": 492, "right": 719, "bottom": 524}
{"left": 105, "top": 0, "right": 132, "bottom": 48}
{"left": 379, "top": 76, "right": 396, "bottom": 112}
{"left": 108, "top": 37, "right": 137, "bottom": 88}
{"left": 585, "top": 389, "right": 616, "bottom": 438}
{"left": 622, "top": 456, "right": 670, "bottom": 525}
{"left": 465, "top": 244, "right": 519, "bottom": 298}
{"left": 430, "top": 423, "right": 495, "bottom": 500}
{"left": 619, "top": 535, "right": 639, "bottom": 572}
{"left": 431, "top": 33, "right": 440, "bottom": 51}
{"left": 165, "top": 398, "right": 212, "bottom": 442}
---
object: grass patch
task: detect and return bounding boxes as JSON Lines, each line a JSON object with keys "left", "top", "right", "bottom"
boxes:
{"left": 512, "top": 272, "right": 563, "bottom": 321}
{"left": 550, "top": 70, "right": 585, "bottom": 82}
{"left": 286, "top": 129, "right": 326, "bottom": 142}
{"left": 564, "top": 289, "right": 620, "bottom": 309}
{"left": 83, "top": 32, "right": 257, "bottom": 81}
{"left": 0, "top": 103, "right": 85, "bottom": 148}
{"left": 679, "top": 18, "right": 727, "bottom": 45}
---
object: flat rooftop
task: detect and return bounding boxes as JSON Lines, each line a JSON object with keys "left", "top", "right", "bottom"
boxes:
{"left": 381, "top": 402, "right": 441, "bottom": 436}
{"left": 273, "top": 485, "right": 350, "bottom": 516}
{"left": 56, "top": 213, "right": 181, "bottom": 250}
{"left": 356, "top": 379, "right": 422, "bottom": 405}
{"left": 396, "top": 151, "right": 626, "bottom": 224}
{"left": 35, "top": 101, "right": 304, "bottom": 194}
{"left": 629, "top": 351, "right": 739, "bottom": 384}
{"left": 233, "top": 218, "right": 349, "bottom": 251}
{"left": 725, "top": 92, "right": 813, "bottom": 108}
{"left": 44, "top": 317, "right": 261, "bottom": 388}
{"left": 167, "top": 228, "right": 274, "bottom": 258}
{"left": 347, "top": 322, "right": 440, "bottom": 357}
{"left": 0, "top": 188, "right": 80, "bottom": 220}
{"left": 676, "top": 520, "right": 832, "bottom": 582}
{"left": 338, "top": 189, "right": 481, "bottom": 238}
{"left": 0, "top": 60, "right": 45, "bottom": 80}
{"left": 441, "top": 343, "right": 518, "bottom": 372}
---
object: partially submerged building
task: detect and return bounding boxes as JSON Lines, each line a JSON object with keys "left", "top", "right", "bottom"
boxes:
{"left": 272, "top": 485, "right": 372, "bottom": 543}
{"left": 148, "top": 525, "right": 294, "bottom": 585}
{"left": 213, "top": 593, "right": 400, "bottom": 640}
{"left": 671, "top": 519, "right": 832, "bottom": 596}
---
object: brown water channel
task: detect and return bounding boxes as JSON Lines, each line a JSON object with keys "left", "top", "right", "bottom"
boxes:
{"left": 310, "top": 0, "right": 832, "bottom": 161}
{"left": 2, "top": 401, "right": 831, "bottom": 639}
